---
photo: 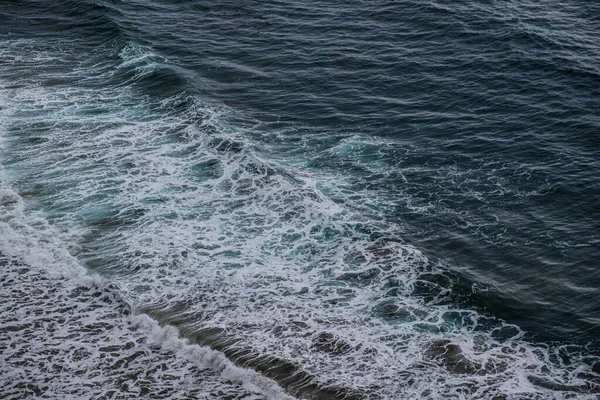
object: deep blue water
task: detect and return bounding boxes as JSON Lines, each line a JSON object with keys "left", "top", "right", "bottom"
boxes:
{"left": 1, "top": 1, "right": 600, "bottom": 398}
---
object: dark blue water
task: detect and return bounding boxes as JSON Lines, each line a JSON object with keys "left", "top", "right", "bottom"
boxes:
{"left": 1, "top": 0, "right": 600, "bottom": 398}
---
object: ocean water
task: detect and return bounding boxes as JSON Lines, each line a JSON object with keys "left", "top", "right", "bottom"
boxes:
{"left": 1, "top": 0, "right": 600, "bottom": 399}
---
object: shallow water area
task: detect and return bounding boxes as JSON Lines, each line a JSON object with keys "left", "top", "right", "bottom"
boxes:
{"left": 0, "top": 184, "right": 293, "bottom": 399}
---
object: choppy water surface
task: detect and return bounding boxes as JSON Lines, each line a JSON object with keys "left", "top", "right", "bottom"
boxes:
{"left": 1, "top": 1, "right": 600, "bottom": 398}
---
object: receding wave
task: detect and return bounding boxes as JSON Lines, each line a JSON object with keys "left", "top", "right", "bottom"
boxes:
{"left": 0, "top": 185, "right": 292, "bottom": 399}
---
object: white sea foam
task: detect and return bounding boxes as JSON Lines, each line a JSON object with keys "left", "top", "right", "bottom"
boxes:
{"left": 1, "top": 39, "right": 599, "bottom": 399}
